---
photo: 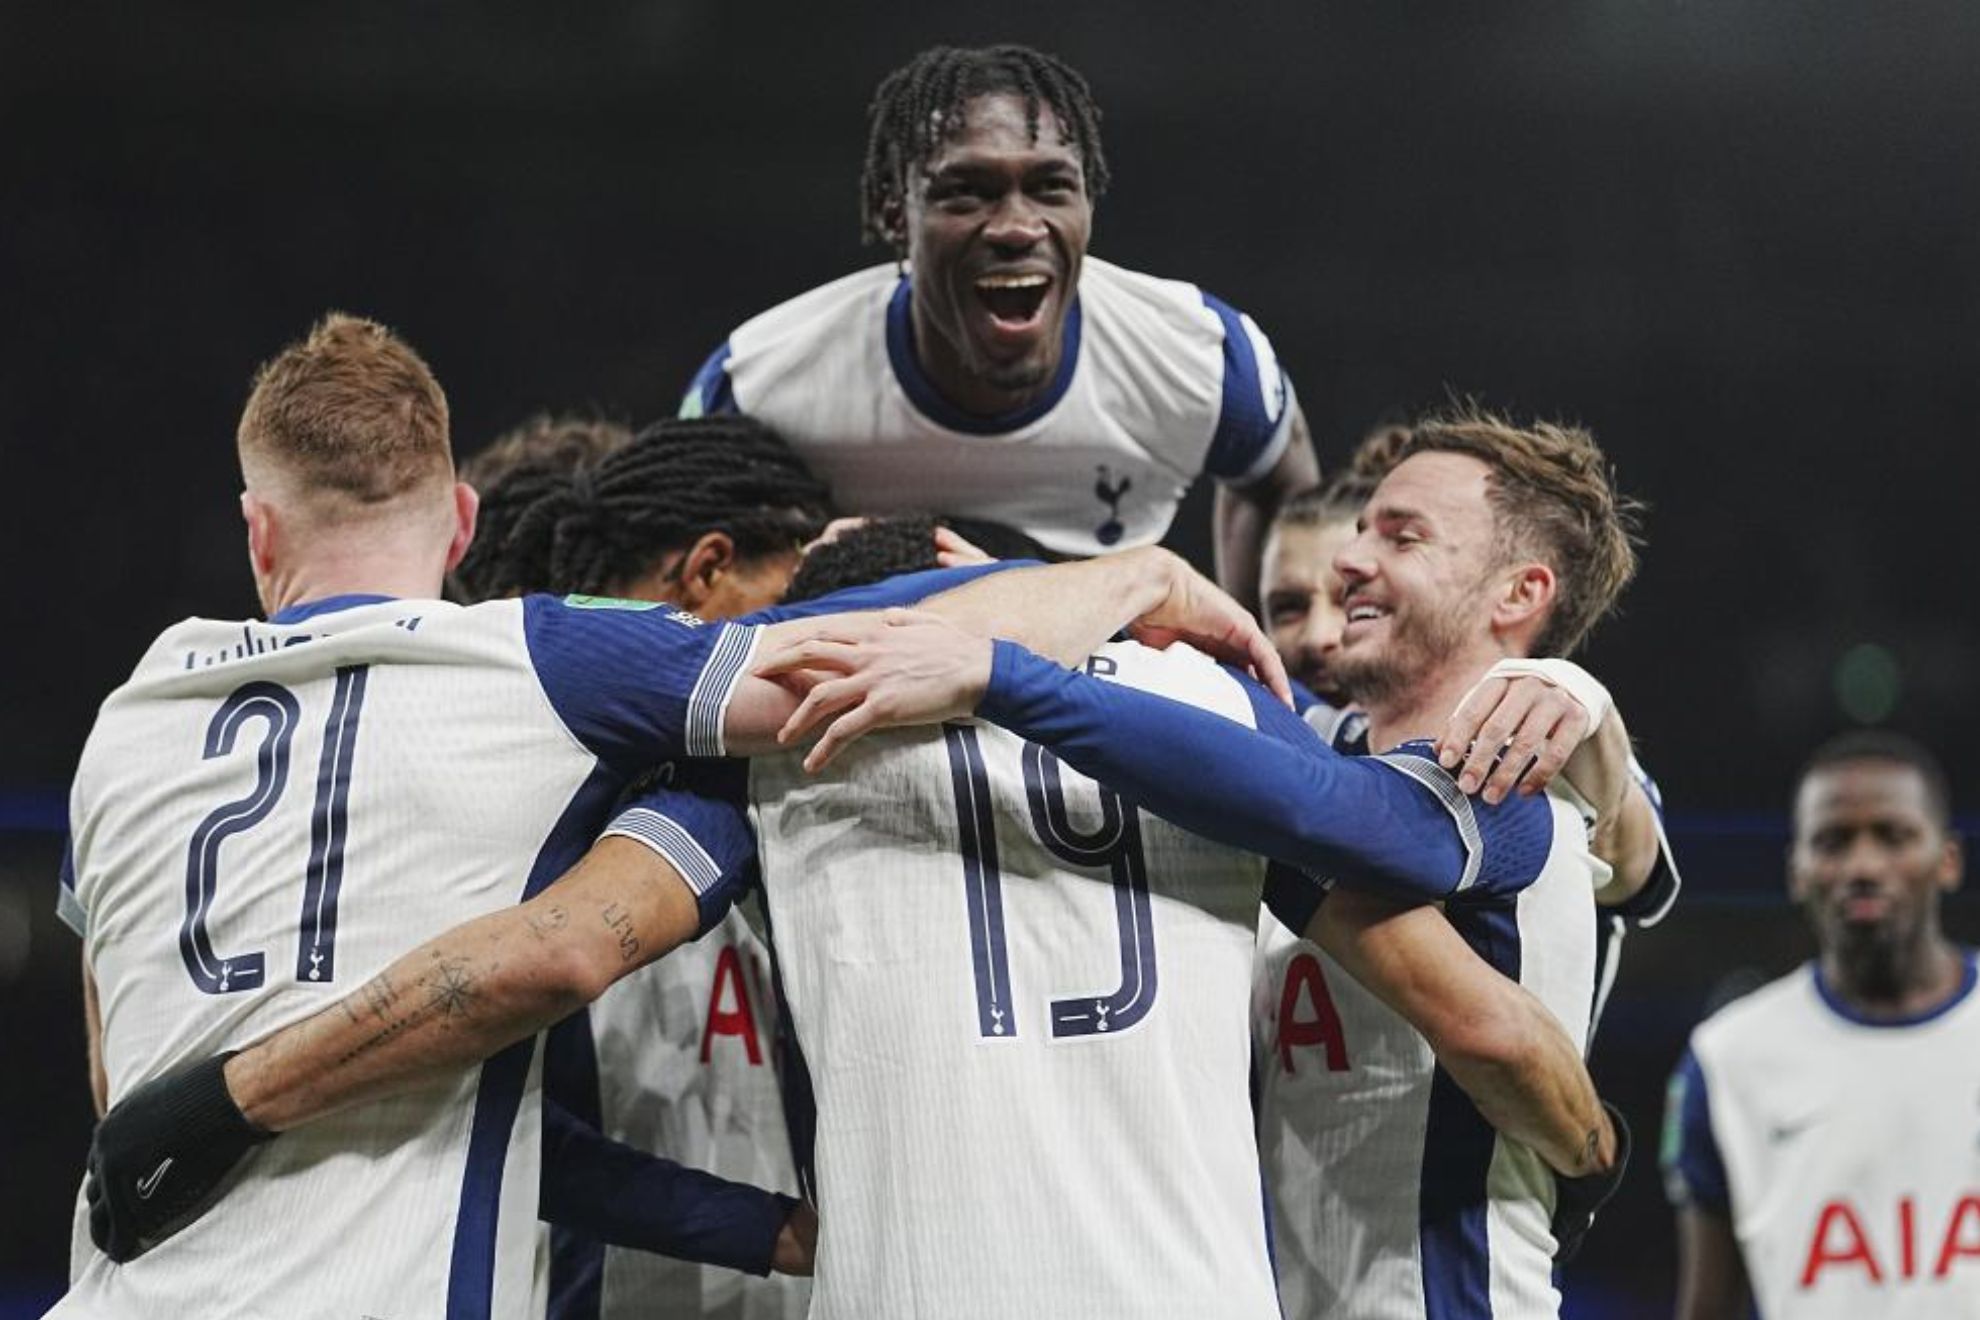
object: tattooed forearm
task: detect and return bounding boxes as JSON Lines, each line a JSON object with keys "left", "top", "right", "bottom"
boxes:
{"left": 523, "top": 904, "right": 569, "bottom": 942}
{"left": 362, "top": 973, "right": 404, "bottom": 1024}
{"left": 424, "top": 956, "right": 480, "bottom": 1019}
{"left": 1577, "top": 1126, "right": 1601, "bottom": 1173}
{"left": 600, "top": 902, "right": 641, "bottom": 963}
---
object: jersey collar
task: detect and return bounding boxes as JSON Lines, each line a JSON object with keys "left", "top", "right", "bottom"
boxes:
{"left": 1811, "top": 948, "right": 1979, "bottom": 1028}
{"left": 885, "top": 273, "right": 1083, "bottom": 436}
{"left": 269, "top": 593, "right": 400, "bottom": 625}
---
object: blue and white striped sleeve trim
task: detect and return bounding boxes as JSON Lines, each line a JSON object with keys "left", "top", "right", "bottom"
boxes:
{"left": 602, "top": 808, "right": 725, "bottom": 897}
{"left": 56, "top": 833, "right": 86, "bottom": 938}
{"left": 1201, "top": 292, "right": 1296, "bottom": 487}
{"left": 685, "top": 624, "right": 762, "bottom": 758}
{"left": 678, "top": 342, "right": 736, "bottom": 418}
{"left": 1368, "top": 752, "right": 1485, "bottom": 893}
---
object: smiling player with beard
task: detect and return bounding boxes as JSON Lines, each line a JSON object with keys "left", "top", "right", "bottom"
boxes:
{"left": 680, "top": 44, "right": 1317, "bottom": 611}
{"left": 1665, "top": 733, "right": 1978, "bottom": 1320}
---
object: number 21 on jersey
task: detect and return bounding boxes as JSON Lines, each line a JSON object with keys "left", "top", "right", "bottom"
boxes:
{"left": 182, "top": 666, "right": 368, "bottom": 994}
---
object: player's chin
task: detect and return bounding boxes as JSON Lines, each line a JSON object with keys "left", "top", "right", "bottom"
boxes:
{"left": 978, "top": 351, "right": 1053, "bottom": 395}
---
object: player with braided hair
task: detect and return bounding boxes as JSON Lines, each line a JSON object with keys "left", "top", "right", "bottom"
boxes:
{"left": 482, "top": 414, "right": 835, "bottom": 619}
{"left": 683, "top": 42, "right": 1318, "bottom": 611}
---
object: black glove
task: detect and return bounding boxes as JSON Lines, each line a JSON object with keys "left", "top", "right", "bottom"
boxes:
{"left": 1551, "top": 1101, "right": 1631, "bottom": 1264}
{"left": 86, "top": 1051, "right": 274, "bottom": 1261}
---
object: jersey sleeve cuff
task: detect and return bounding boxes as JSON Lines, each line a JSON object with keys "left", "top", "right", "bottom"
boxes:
{"left": 686, "top": 623, "right": 763, "bottom": 758}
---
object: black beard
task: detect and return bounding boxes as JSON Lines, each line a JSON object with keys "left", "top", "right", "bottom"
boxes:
{"left": 1831, "top": 929, "right": 1908, "bottom": 1001}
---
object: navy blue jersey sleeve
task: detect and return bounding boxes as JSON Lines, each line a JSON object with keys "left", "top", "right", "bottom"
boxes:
{"left": 539, "top": 1098, "right": 797, "bottom": 1276}
{"left": 1200, "top": 292, "right": 1294, "bottom": 484}
{"left": 678, "top": 343, "right": 737, "bottom": 417}
{"left": 1662, "top": 1046, "right": 1730, "bottom": 1213}
{"left": 598, "top": 764, "right": 757, "bottom": 937}
{"left": 56, "top": 830, "right": 85, "bottom": 937}
{"left": 742, "top": 561, "right": 1035, "bottom": 625}
{"left": 523, "top": 595, "right": 759, "bottom": 772}
{"left": 980, "top": 641, "right": 1551, "bottom": 903}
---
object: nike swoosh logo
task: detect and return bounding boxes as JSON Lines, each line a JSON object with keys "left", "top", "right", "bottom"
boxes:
{"left": 135, "top": 1157, "right": 174, "bottom": 1200}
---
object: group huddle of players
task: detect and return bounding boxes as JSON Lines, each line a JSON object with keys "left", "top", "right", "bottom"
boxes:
{"left": 49, "top": 39, "right": 1980, "bottom": 1320}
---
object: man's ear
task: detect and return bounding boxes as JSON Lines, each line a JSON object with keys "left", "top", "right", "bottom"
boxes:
{"left": 242, "top": 491, "right": 277, "bottom": 579}
{"left": 443, "top": 481, "right": 479, "bottom": 576}
{"left": 1492, "top": 562, "right": 1557, "bottom": 647}
{"left": 674, "top": 531, "right": 737, "bottom": 610}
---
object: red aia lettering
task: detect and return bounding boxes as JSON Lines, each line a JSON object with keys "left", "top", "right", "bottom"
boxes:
{"left": 1277, "top": 953, "right": 1349, "bottom": 1075}
{"left": 1935, "top": 1196, "right": 1980, "bottom": 1279}
{"left": 1801, "top": 1200, "right": 1883, "bottom": 1288}
{"left": 700, "top": 944, "right": 764, "bottom": 1066}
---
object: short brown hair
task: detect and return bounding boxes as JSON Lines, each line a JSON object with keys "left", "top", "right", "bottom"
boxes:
{"left": 237, "top": 312, "right": 452, "bottom": 506}
{"left": 1396, "top": 404, "right": 1642, "bottom": 657}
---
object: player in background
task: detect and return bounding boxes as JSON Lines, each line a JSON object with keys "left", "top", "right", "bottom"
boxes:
{"left": 459, "top": 415, "right": 833, "bottom": 1320}
{"left": 679, "top": 43, "right": 1318, "bottom": 610}
{"left": 1665, "top": 732, "right": 1976, "bottom": 1319}
{"left": 758, "top": 407, "right": 1668, "bottom": 1316}
{"left": 1264, "top": 473, "right": 1378, "bottom": 711}
{"left": 56, "top": 313, "right": 1101, "bottom": 1318}
{"left": 1261, "top": 425, "right": 1406, "bottom": 709}
{"left": 451, "top": 413, "right": 633, "bottom": 603}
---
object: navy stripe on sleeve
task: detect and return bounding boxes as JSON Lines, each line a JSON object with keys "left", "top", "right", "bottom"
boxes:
{"left": 680, "top": 342, "right": 736, "bottom": 417}
{"left": 1201, "top": 292, "right": 1291, "bottom": 483}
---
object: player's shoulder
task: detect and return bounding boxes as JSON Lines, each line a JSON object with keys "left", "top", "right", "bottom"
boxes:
{"left": 1691, "top": 965, "right": 1824, "bottom": 1060}
{"left": 1076, "top": 256, "right": 1224, "bottom": 346}
{"left": 727, "top": 263, "right": 898, "bottom": 355}
{"left": 1088, "top": 638, "right": 1259, "bottom": 728}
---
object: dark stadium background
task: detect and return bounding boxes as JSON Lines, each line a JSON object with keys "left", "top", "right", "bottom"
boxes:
{"left": 4, "top": 4, "right": 1977, "bottom": 1315}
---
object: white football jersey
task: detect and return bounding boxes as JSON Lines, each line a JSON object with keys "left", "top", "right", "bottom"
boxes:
{"left": 54, "top": 592, "right": 757, "bottom": 1320}
{"left": 746, "top": 641, "right": 1284, "bottom": 1320}
{"left": 1666, "top": 953, "right": 1980, "bottom": 1318}
{"left": 1253, "top": 770, "right": 1600, "bottom": 1319}
{"left": 574, "top": 908, "right": 809, "bottom": 1320}
{"left": 681, "top": 257, "right": 1296, "bottom": 557}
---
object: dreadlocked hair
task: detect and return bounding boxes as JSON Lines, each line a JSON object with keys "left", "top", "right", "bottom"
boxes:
{"left": 484, "top": 415, "right": 835, "bottom": 601}
{"left": 860, "top": 44, "right": 1109, "bottom": 252}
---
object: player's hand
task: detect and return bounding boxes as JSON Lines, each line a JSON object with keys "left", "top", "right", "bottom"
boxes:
{"left": 772, "top": 1200, "right": 819, "bottom": 1276}
{"left": 1124, "top": 549, "right": 1292, "bottom": 706}
{"left": 1552, "top": 1101, "right": 1631, "bottom": 1263}
{"left": 86, "top": 1051, "right": 274, "bottom": 1262}
{"left": 933, "top": 524, "right": 994, "bottom": 568}
{"left": 754, "top": 609, "right": 993, "bottom": 771}
{"left": 1437, "top": 657, "right": 1617, "bottom": 803}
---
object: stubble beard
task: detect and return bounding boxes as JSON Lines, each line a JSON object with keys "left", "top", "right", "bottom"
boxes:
{"left": 1330, "top": 594, "right": 1476, "bottom": 712}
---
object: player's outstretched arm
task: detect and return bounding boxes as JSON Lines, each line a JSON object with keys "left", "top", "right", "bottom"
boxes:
{"left": 542, "top": 1099, "right": 815, "bottom": 1278}
{"left": 85, "top": 837, "right": 706, "bottom": 1261}
{"left": 909, "top": 545, "right": 1289, "bottom": 699}
{"left": 1304, "top": 888, "right": 1614, "bottom": 1178}
{"left": 225, "top": 836, "right": 696, "bottom": 1130}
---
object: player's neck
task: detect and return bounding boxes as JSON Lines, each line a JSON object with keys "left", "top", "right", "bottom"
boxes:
{"left": 259, "top": 543, "right": 448, "bottom": 617}
{"left": 909, "top": 299, "right": 1057, "bottom": 417}
{"left": 1360, "top": 662, "right": 1484, "bottom": 755}
{"left": 1822, "top": 932, "right": 1966, "bottom": 1021}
